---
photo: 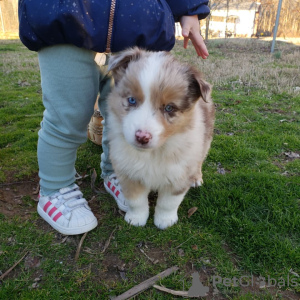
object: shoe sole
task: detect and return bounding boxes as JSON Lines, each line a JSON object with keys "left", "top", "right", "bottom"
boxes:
{"left": 104, "top": 182, "right": 128, "bottom": 212}
{"left": 37, "top": 204, "right": 98, "bottom": 235}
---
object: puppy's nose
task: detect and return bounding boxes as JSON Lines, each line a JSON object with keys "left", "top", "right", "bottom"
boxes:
{"left": 135, "top": 130, "right": 152, "bottom": 145}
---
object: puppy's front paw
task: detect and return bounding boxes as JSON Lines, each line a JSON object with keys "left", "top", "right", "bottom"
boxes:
{"left": 154, "top": 211, "right": 178, "bottom": 230}
{"left": 190, "top": 178, "right": 203, "bottom": 188}
{"left": 124, "top": 209, "right": 149, "bottom": 227}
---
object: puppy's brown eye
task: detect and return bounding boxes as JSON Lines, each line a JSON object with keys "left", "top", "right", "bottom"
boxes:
{"left": 164, "top": 104, "right": 174, "bottom": 113}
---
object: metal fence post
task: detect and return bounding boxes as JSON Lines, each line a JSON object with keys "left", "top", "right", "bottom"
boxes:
{"left": 271, "top": 0, "right": 283, "bottom": 53}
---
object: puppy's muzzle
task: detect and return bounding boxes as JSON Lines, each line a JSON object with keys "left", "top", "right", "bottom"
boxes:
{"left": 135, "top": 130, "right": 152, "bottom": 145}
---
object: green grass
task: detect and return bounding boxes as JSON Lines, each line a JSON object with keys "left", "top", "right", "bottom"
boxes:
{"left": 0, "top": 41, "right": 43, "bottom": 181}
{"left": 0, "top": 39, "right": 299, "bottom": 299}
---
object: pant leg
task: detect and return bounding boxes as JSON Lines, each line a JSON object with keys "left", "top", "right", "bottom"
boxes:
{"left": 38, "top": 45, "right": 99, "bottom": 195}
{"left": 97, "top": 58, "right": 115, "bottom": 178}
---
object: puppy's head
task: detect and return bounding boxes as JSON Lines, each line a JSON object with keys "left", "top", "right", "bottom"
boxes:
{"left": 108, "top": 47, "right": 211, "bottom": 150}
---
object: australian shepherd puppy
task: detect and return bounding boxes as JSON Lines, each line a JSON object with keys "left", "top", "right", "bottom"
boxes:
{"left": 106, "top": 48, "right": 215, "bottom": 230}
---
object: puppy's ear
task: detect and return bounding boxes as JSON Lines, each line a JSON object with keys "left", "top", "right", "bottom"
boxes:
{"left": 108, "top": 47, "right": 142, "bottom": 83}
{"left": 187, "top": 67, "right": 212, "bottom": 103}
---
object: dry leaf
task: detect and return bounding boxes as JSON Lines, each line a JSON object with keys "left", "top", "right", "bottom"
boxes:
{"left": 188, "top": 207, "right": 198, "bottom": 218}
{"left": 91, "top": 168, "right": 97, "bottom": 191}
{"left": 90, "top": 168, "right": 105, "bottom": 194}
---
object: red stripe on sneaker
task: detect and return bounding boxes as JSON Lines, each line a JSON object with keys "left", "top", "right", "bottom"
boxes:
{"left": 107, "top": 181, "right": 111, "bottom": 188}
{"left": 112, "top": 186, "right": 116, "bottom": 192}
{"left": 53, "top": 212, "right": 62, "bottom": 222}
{"left": 115, "top": 190, "right": 120, "bottom": 197}
{"left": 43, "top": 201, "right": 52, "bottom": 212}
{"left": 48, "top": 207, "right": 57, "bottom": 217}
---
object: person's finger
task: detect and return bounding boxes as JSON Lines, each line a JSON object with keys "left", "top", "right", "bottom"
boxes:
{"left": 181, "top": 25, "right": 191, "bottom": 48}
{"left": 183, "top": 36, "right": 189, "bottom": 49}
{"left": 191, "top": 34, "right": 209, "bottom": 58}
{"left": 182, "top": 28, "right": 188, "bottom": 37}
{"left": 180, "top": 15, "right": 209, "bottom": 58}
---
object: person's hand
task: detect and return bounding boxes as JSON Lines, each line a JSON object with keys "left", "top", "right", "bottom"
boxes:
{"left": 180, "top": 15, "right": 209, "bottom": 59}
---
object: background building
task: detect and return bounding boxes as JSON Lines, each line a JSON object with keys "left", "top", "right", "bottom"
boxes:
{"left": 207, "top": 2, "right": 261, "bottom": 38}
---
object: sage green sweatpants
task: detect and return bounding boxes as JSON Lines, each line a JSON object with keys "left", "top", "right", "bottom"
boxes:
{"left": 38, "top": 45, "right": 113, "bottom": 195}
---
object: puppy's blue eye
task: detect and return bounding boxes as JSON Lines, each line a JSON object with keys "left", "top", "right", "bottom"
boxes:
{"left": 164, "top": 105, "right": 174, "bottom": 113}
{"left": 127, "top": 97, "right": 137, "bottom": 106}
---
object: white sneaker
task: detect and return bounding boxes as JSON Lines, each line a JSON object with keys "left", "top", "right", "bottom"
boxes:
{"left": 37, "top": 184, "right": 98, "bottom": 235}
{"left": 104, "top": 174, "right": 128, "bottom": 212}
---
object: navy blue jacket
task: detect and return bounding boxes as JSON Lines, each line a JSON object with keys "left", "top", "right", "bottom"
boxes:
{"left": 19, "top": 0, "right": 209, "bottom": 53}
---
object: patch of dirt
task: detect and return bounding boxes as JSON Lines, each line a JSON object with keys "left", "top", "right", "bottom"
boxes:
{"left": 0, "top": 177, "right": 39, "bottom": 220}
{"left": 0, "top": 175, "right": 106, "bottom": 222}
{"left": 237, "top": 277, "right": 300, "bottom": 300}
{"left": 137, "top": 243, "right": 168, "bottom": 266}
{"left": 258, "top": 105, "right": 298, "bottom": 119}
{"left": 24, "top": 253, "right": 42, "bottom": 270}
{"left": 93, "top": 253, "right": 128, "bottom": 284}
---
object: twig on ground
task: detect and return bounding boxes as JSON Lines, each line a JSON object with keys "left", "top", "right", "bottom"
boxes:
{"left": 101, "top": 227, "right": 117, "bottom": 253}
{"left": 52, "top": 236, "right": 68, "bottom": 246}
{"left": 113, "top": 266, "right": 179, "bottom": 300}
{"left": 0, "top": 250, "right": 29, "bottom": 281}
{"left": 24, "top": 113, "right": 43, "bottom": 117}
{"left": 139, "top": 248, "right": 159, "bottom": 264}
{"left": 243, "top": 115, "right": 252, "bottom": 123}
{"left": 153, "top": 284, "right": 189, "bottom": 297}
{"left": 61, "top": 236, "right": 69, "bottom": 244}
{"left": 175, "top": 233, "right": 197, "bottom": 249}
{"left": 83, "top": 247, "right": 97, "bottom": 255}
{"left": 0, "top": 181, "right": 34, "bottom": 187}
{"left": 75, "top": 171, "right": 89, "bottom": 180}
{"left": 89, "top": 195, "right": 96, "bottom": 203}
{"left": 118, "top": 209, "right": 125, "bottom": 216}
{"left": 75, "top": 232, "right": 88, "bottom": 262}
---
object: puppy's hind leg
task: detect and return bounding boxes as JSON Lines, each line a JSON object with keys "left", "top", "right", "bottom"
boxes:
{"left": 154, "top": 187, "right": 188, "bottom": 230}
{"left": 121, "top": 178, "right": 150, "bottom": 227}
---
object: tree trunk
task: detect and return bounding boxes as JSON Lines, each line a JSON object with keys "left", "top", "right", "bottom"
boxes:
{"left": 225, "top": 0, "right": 230, "bottom": 38}
{"left": 205, "top": 14, "right": 211, "bottom": 40}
